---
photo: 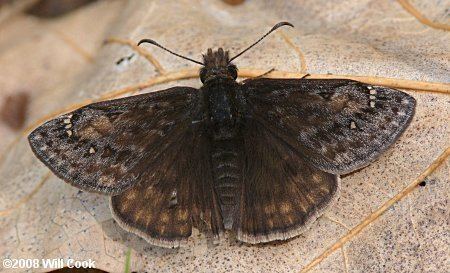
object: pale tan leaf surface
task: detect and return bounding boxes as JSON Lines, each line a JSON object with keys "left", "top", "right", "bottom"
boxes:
{"left": 0, "top": 0, "right": 449, "bottom": 273}
{"left": 0, "top": 0, "right": 124, "bottom": 156}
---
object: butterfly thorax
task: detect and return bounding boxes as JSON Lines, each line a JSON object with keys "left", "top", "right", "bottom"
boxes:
{"left": 200, "top": 48, "right": 243, "bottom": 138}
{"left": 203, "top": 79, "right": 242, "bottom": 138}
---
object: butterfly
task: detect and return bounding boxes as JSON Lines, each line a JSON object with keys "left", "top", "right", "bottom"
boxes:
{"left": 28, "top": 22, "right": 416, "bottom": 248}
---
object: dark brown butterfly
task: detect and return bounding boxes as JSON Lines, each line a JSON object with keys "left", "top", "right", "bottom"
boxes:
{"left": 28, "top": 22, "right": 415, "bottom": 248}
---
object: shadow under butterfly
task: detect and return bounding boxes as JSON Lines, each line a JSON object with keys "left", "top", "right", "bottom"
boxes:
{"left": 28, "top": 22, "right": 416, "bottom": 248}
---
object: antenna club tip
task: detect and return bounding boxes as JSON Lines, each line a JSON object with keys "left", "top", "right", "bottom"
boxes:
{"left": 273, "top": 21, "right": 294, "bottom": 30}
{"left": 137, "top": 39, "right": 155, "bottom": 46}
{"left": 284, "top": 22, "right": 295, "bottom": 28}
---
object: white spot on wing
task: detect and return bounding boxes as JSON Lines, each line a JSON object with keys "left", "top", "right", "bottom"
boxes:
{"left": 63, "top": 119, "right": 71, "bottom": 124}
{"left": 66, "top": 130, "right": 72, "bottom": 137}
{"left": 89, "top": 147, "right": 96, "bottom": 154}
{"left": 65, "top": 124, "right": 72, "bottom": 129}
{"left": 370, "top": 101, "right": 376, "bottom": 108}
{"left": 169, "top": 190, "right": 178, "bottom": 206}
{"left": 369, "top": 89, "right": 377, "bottom": 95}
{"left": 171, "top": 190, "right": 177, "bottom": 198}
{"left": 350, "top": 121, "right": 357, "bottom": 129}
{"left": 369, "top": 95, "right": 376, "bottom": 100}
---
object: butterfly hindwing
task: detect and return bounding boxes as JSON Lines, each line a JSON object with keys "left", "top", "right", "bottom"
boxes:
{"left": 241, "top": 78, "right": 416, "bottom": 174}
{"left": 28, "top": 86, "right": 200, "bottom": 194}
{"left": 236, "top": 120, "right": 339, "bottom": 243}
{"left": 110, "top": 125, "right": 224, "bottom": 247}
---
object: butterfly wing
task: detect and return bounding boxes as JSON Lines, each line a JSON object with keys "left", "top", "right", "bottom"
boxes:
{"left": 241, "top": 78, "right": 416, "bottom": 174}
{"left": 110, "top": 125, "right": 224, "bottom": 247}
{"left": 30, "top": 87, "right": 225, "bottom": 247}
{"left": 235, "top": 120, "right": 339, "bottom": 243}
{"left": 28, "top": 87, "right": 201, "bottom": 194}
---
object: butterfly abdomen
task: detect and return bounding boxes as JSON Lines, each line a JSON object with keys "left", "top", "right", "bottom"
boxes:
{"left": 211, "top": 138, "right": 242, "bottom": 229}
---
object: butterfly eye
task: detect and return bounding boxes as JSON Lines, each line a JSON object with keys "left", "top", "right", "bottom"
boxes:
{"left": 228, "top": 65, "right": 238, "bottom": 80}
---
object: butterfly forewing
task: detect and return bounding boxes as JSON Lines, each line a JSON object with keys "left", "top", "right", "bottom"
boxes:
{"left": 28, "top": 86, "right": 199, "bottom": 194}
{"left": 242, "top": 78, "right": 416, "bottom": 174}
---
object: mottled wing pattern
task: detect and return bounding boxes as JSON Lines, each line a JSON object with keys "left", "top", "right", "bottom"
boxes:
{"left": 236, "top": 120, "right": 339, "bottom": 244}
{"left": 110, "top": 126, "right": 224, "bottom": 247}
{"left": 242, "top": 78, "right": 415, "bottom": 174}
{"left": 28, "top": 87, "right": 199, "bottom": 194}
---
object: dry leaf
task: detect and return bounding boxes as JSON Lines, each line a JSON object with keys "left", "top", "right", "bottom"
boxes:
{"left": 0, "top": 0, "right": 449, "bottom": 272}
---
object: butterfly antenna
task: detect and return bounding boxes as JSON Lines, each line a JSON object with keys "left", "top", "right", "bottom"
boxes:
{"left": 228, "top": 22, "right": 294, "bottom": 63}
{"left": 137, "top": 39, "right": 204, "bottom": 65}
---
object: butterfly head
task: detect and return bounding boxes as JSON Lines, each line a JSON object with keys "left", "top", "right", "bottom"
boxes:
{"left": 137, "top": 22, "right": 294, "bottom": 84}
{"left": 199, "top": 48, "right": 238, "bottom": 83}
